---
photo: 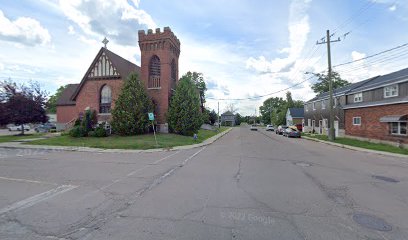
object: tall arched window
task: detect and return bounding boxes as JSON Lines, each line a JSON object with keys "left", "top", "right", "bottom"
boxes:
{"left": 100, "top": 85, "right": 112, "bottom": 113}
{"left": 149, "top": 55, "right": 161, "bottom": 88}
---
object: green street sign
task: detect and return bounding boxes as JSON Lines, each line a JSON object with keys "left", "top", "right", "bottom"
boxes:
{"left": 148, "top": 112, "right": 154, "bottom": 121}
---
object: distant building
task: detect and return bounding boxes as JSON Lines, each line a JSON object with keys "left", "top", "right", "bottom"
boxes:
{"left": 221, "top": 111, "right": 236, "bottom": 126}
{"left": 286, "top": 108, "right": 304, "bottom": 126}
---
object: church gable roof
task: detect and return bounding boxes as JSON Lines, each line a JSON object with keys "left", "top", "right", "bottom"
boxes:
{"left": 70, "top": 47, "right": 140, "bottom": 101}
{"left": 56, "top": 84, "right": 79, "bottom": 106}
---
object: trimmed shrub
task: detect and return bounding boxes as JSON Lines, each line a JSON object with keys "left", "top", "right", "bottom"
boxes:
{"left": 69, "top": 126, "right": 87, "bottom": 137}
{"left": 94, "top": 126, "right": 107, "bottom": 137}
{"left": 88, "top": 131, "right": 96, "bottom": 137}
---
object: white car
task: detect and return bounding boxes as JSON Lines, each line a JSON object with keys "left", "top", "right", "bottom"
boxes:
{"left": 250, "top": 125, "right": 258, "bottom": 131}
{"left": 8, "top": 125, "right": 31, "bottom": 131}
{"left": 265, "top": 125, "right": 275, "bottom": 131}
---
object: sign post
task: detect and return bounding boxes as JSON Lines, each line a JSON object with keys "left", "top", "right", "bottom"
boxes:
{"left": 148, "top": 113, "right": 158, "bottom": 147}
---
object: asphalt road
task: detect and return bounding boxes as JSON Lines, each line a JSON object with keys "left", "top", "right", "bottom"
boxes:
{"left": 1, "top": 126, "right": 408, "bottom": 239}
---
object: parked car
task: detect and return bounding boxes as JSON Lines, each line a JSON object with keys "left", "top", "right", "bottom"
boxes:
{"left": 35, "top": 123, "right": 56, "bottom": 133}
{"left": 250, "top": 125, "right": 258, "bottom": 131}
{"left": 8, "top": 124, "right": 30, "bottom": 131}
{"left": 265, "top": 125, "right": 274, "bottom": 131}
{"left": 283, "top": 126, "right": 301, "bottom": 138}
{"left": 276, "top": 125, "right": 287, "bottom": 135}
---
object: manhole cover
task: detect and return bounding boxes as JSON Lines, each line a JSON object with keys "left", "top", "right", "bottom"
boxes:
{"left": 372, "top": 175, "right": 399, "bottom": 183}
{"left": 352, "top": 213, "right": 392, "bottom": 232}
{"left": 295, "top": 162, "right": 311, "bottom": 167}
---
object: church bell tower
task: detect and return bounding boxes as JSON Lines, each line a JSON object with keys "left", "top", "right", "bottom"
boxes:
{"left": 138, "top": 27, "right": 180, "bottom": 132}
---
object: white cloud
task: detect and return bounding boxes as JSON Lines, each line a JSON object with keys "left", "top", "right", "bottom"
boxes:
{"left": 0, "top": 10, "right": 51, "bottom": 46}
{"left": 389, "top": 4, "right": 397, "bottom": 11}
{"left": 68, "top": 25, "right": 75, "bottom": 35}
{"left": 246, "top": 0, "right": 311, "bottom": 73}
{"left": 0, "top": 62, "right": 4, "bottom": 72}
{"left": 58, "top": 0, "right": 156, "bottom": 46}
{"left": 351, "top": 51, "right": 366, "bottom": 61}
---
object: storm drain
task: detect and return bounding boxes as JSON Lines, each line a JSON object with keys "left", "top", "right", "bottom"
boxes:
{"left": 372, "top": 175, "right": 399, "bottom": 183}
{"left": 295, "top": 162, "right": 312, "bottom": 167}
{"left": 352, "top": 213, "right": 392, "bottom": 232}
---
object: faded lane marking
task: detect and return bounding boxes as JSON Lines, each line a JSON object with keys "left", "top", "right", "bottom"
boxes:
{"left": 77, "top": 150, "right": 181, "bottom": 201}
{"left": 0, "top": 185, "right": 78, "bottom": 215}
{"left": 0, "top": 176, "right": 57, "bottom": 186}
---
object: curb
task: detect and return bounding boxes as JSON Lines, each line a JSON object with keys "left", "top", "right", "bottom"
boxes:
{"left": 302, "top": 136, "right": 408, "bottom": 159}
{"left": 0, "top": 128, "right": 232, "bottom": 154}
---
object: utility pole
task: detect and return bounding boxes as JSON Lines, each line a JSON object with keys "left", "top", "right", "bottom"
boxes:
{"left": 317, "top": 30, "right": 340, "bottom": 142}
{"left": 217, "top": 101, "right": 220, "bottom": 128}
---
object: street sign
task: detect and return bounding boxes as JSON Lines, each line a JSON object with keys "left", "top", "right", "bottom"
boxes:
{"left": 148, "top": 112, "right": 154, "bottom": 121}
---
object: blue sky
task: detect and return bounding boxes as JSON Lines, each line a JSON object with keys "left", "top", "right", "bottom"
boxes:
{"left": 0, "top": 0, "right": 407, "bottom": 115}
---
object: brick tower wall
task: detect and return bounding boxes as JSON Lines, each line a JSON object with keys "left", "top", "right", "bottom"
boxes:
{"left": 138, "top": 27, "right": 180, "bottom": 129}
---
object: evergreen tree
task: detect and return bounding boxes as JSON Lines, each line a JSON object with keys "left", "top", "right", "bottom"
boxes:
{"left": 111, "top": 73, "right": 153, "bottom": 135}
{"left": 168, "top": 74, "right": 203, "bottom": 136}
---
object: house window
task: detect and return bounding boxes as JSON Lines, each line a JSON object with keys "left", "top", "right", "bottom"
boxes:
{"left": 322, "top": 100, "right": 326, "bottom": 109}
{"left": 354, "top": 92, "right": 363, "bottom": 103}
{"left": 312, "top": 102, "right": 316, "bottom": 110}
{"left": 384, "top": 84, "right": 398, "bottom": 98}
{"left": 390, "top": 122, "right": 407, "bottom": 135}
{"left": 148, "top": 55, "right": 161, "bottom": 88}
{"left": 308, "top": 119, "right": 311, "bottom": 127}
{"left": 305, "top": 104, "right": 308, "bottom": 112}
{"left": 100, "top": 85, "right": 112, "bottom": 113}
{"left": 353, "top": 117, "right": 361, "bottom": 126}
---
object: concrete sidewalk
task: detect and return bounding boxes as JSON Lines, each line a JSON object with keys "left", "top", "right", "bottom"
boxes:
{"left": 0, "top": 128, "right": 232, "bottom": 153}
{"left": 303, "top": 135, "right": 408, "bottom": 159}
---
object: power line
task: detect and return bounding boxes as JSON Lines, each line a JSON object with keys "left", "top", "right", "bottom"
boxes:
{"left": 333, "top": 42, "right": 408, "bottom": 68}
{"left": 207, "top": 75, "right": 316, "bottom": 101}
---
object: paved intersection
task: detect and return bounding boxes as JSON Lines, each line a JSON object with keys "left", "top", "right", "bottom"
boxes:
{"left": 1, "top": 126, "right": 408, "bottom": 239}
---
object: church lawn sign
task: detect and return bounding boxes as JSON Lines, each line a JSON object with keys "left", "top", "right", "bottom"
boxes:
{"left": 25, "top": 128, "right": 228, "bottom": 150}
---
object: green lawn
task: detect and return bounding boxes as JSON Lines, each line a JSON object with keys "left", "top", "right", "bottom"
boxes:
{"left": 26, "top": 127, "right": 229, "bottom": 150}
{"left": 0, "top": 133, "right": 45, "bottom": 143}
{"left": 303, "top": 133, "right": 408, "bottom": 155}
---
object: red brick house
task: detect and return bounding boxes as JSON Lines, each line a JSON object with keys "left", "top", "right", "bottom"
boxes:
{"left": 343, "top": 67, "right": 408, "bottom": 148}
{"left": 56, "top": 27, "right": 180, "bottom": 132}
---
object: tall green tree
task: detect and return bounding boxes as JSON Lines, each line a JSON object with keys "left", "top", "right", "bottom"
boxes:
{"left": 184, "top": 71, "right": 207, "bottom": 112}
{"left": 111, "top": 73, "right": 153, "bottom": 135}
{"left": 286, "top": 91, "right": 294, "bottom": 108}
{"left": 259, "top": 97, "right": 286, "bottom": 125}
{"left": 168, "top": 74, "right": 203, "bottom": 136}
{"left": 46, "top": 85, "right": 68, "bottom": 113}
{"left": 208, "top": 109, "right": 217, "bottom": 125}
{"left": 311, "top": 71, "right": 350, "bottom": 94}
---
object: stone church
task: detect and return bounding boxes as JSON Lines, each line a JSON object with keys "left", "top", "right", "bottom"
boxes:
{"left": 56, "top": 27, "right": 180, "bottom": 132}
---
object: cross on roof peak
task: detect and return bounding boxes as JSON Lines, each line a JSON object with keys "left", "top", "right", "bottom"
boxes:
{"left": 102, "top": 37, "right": 109, "bottom": 48}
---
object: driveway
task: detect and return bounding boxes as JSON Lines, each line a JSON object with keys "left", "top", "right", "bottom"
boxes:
{"left": 0, "top": 126, "right": 407, "bottom": 239}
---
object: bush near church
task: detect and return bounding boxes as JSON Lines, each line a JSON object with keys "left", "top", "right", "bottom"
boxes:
{"left": 111, "top": 72, "right": 153, "bottom": 136}
{"left": 69, "top": 109, "right": 107, "bottom": 137}
{"left": 168, "top": 74, "right": 203, "bottom": 136}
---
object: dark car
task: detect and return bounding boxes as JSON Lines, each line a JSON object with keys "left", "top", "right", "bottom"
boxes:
{"left": 283, "top": 126, "right": 301, "bottom": 138}
{"left": 276, "top": 125, "right": 288, "bottom": 135}
{"left": 35, "top": 123, "right": 56, "bottom": 133}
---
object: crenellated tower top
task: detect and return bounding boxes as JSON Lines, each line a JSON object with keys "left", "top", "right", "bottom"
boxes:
{"left": 138, "top": 27, "right": 180, "bottom": 57}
